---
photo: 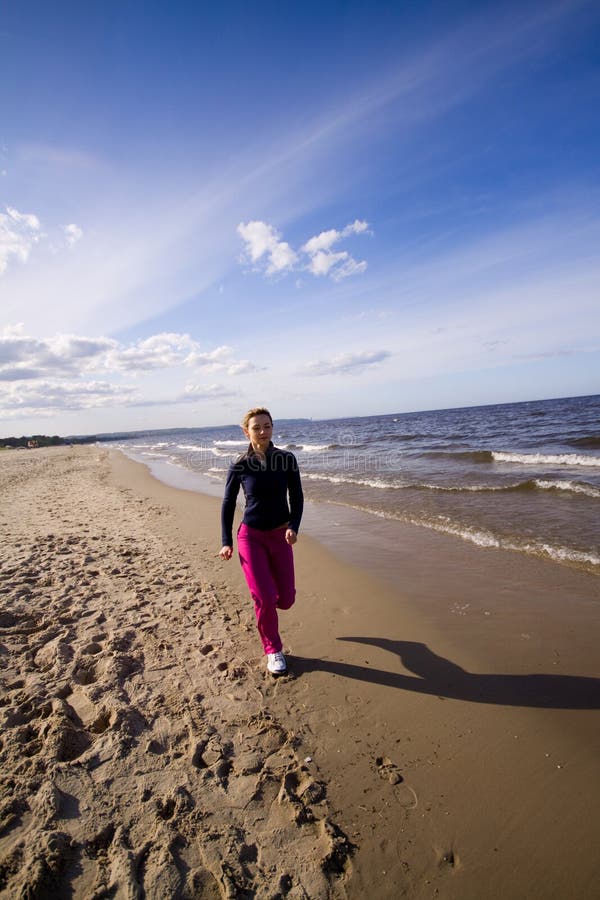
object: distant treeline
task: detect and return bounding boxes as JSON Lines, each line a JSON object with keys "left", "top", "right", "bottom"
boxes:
{"left": 1, "top": 434, "right": 97, "bottom": 448}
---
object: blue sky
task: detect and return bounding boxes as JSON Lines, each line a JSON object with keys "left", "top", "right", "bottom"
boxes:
{"left": 1, "top": 0, "right": 599, "bottom": 435}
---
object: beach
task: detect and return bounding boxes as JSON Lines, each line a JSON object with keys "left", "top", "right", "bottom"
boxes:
{"left": 1, "top": 445, "right": 599, "bottom": 899}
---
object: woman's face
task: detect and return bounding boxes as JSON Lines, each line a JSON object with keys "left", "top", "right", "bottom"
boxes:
{"left": 244, "top": 414, "right": 273, "bottom": 450}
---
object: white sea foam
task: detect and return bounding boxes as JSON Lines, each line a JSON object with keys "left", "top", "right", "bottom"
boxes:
{"left": 305, "top": 472, "right": 512, "bottom": 493}
{"left": 292, "top": 443, "right": 331, "bottom": 452}
{"left": 304, "top": 473, "right": 406, "bottom": 489}
{"left": 214, "top": 440, "right": 247, "bottom": 447}
{"left": 176, "top": 443, "right": 208, "bottom": 451}
{"left": 421, "top": 482, "right": 505, "bottom": 493}
{"left": 534, "top": 479, "right": 600, "bottom": 498}
{"left": 492, "top": 451, "right": 600, "bottom": 467}
{"left": 340, "top": 503, "right": 600, "bottom": 570}
{"left": 211, "top": 447, "right": 240, "bottom": 457}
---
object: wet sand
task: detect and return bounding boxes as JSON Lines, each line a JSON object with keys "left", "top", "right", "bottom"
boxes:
{"left": 0, "top": 446, "right": 598, "bottom": 899}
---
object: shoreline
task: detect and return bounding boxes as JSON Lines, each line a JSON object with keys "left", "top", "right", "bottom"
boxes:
{"left": 117, "top": 447, "right": 600, "bottom": 677}
{"left": 119, "top": 446, "right": 600, "bottom": 578}
{"left": 1, "top": 446, "right": 599, "bottom": 899}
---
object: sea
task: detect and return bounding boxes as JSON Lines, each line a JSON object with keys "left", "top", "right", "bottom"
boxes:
{"left": 101, "top": 394, "right": 600, "bottom": 576}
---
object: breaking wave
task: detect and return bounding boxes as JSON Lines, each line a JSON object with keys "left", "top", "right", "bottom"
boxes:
{"left": 341, "top": 504, "right": 600, "bottom": 571}
{"left": 304, "top": 473, "right": 599, "bottom": 498}
{"left": 492, "top": 451, "right": 600, "bottom": 467}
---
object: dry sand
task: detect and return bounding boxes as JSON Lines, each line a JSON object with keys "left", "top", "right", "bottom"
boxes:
{"left": 0, "top": 446, "right": 599, "bottom": 899}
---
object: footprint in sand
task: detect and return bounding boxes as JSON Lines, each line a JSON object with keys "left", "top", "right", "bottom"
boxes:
{"left": 375, "top": 756, "right": 418, "bottom": 809}
{"left": 375, "top": 755, "right": 403, "bottom": 784}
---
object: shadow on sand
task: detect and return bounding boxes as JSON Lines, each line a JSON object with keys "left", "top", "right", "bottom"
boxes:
{"left": 289, "top": 638, "right": 600, "bottom": 710}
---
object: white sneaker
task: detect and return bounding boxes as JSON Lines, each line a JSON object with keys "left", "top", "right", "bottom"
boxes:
{"left": 267, "top": 652, "right": 287, "bottom": 675}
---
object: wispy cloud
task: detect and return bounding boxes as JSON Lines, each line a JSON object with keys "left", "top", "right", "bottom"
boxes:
{"left": 63, "top": 223, "right": 83, "bottom": 246}
{"left": 179, "top": 383, "right": 236, "bottom": 401}
{"left": 238, "top": 218, "right": 370, "bottom": 281}
{"left": 303, "top": 350, "right": 391, "bottom": 376}
{"left": 0, "top": 207, "right": 42, "bottom": 275}
{"left": 0, "top": 206, "right": 84, "bottom": 275}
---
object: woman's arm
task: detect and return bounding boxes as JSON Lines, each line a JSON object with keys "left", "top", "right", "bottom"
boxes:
{"left": 287, "top": 454, "right": 304, "bottom": 536}
{"left": 221, "top": 464, "right": 241, "bottom": 547}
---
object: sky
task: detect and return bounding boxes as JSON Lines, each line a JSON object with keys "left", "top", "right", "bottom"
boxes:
{"left": 1, "top": 0, "right": 599, "bottom": 436}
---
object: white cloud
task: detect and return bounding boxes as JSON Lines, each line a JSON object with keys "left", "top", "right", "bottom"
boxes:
{"left": 0, "top": 206, "right": 42, "bottom": 275}
{"left": 266, "top": 240, "right": 297, "bottom": 275}
{"left": 107, "top": 332, "right": 199, "bottom": 372}
{"left": 306, "top": 249, "right": 349, "bottom": 277}
{"left": 0, "top": 330, "right": 116, "bottom": 380}
{"left": 239, "top": 218, "right": 370, "bottom": 282}
{"left": 330, "top": 257, "right": 368, "bottom": 281}
{"left": 0, "top": 323, "right": 259, "bottom": 421}
{"left": 64, "top": 223, "right": 83, "bottom": 246}
{"left": 0, "top": 379, "right": 139, "bottom": 417}
{"left": 342, "top": 219, "right": 369, "bottom": 236}
{"left": 185, "top": 344, "right": 261, "bottom": 376}
{"left": 303, "top": 350, "right": 391, "bottom": 376}
{"left": 301, "top": 220, "right": 369, "bottom": 256}
{"left": 237, "top": 220, "right": 298, "bottom": 275}
{"left": 237, "top": 221, "right": 278, "bottom": 262}
{"left": 6, "top": 207, "right": 41, "bottom": 231}
{"left": 1, "top": 208, "right": 84, "bottom": 274}
{"left": 225, "top": 360, "right": 259, "bottom": 376}
{"left": 184, "top": 344, "right": 234, "bottom": 369}
{"left": 301, "top": 228, "right": 341, "bottom": 254}
{"left": 0, "top": 328, "right": 257, "bottom": 383}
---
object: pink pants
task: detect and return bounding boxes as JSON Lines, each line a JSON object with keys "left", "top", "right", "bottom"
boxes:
{"left": 237, "top": 523, "right": 296, "bottom": 655}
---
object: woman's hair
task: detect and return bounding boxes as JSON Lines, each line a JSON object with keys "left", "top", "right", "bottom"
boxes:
{"left": 242, "top": 407, "right": 273, "bottom": 430}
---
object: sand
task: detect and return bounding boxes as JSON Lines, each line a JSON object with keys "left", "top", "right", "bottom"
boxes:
{"left": 0, "top": 445, "right": 599, "bottom": 899}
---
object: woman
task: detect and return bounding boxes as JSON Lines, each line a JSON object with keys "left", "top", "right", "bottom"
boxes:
{"left": 219, "top": 408, "right": 303, "bottom": 675}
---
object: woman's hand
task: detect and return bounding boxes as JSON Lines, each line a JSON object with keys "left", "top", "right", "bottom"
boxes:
{"left": 219, "top": 545, "right": 233, "bottom": 560}
{"left": 285, "top": 529, "right": 297, "bottom": 545}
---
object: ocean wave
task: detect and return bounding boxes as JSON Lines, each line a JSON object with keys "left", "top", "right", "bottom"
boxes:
{"left": 327, "top": 442, "right": 368, "bottom": 450}
{"left": 305, "top": 472, "right": 599, "bottom": 497}
{"left": 492, "top": 451, "right": 600, "bottom": 467}
{"left": 127, "top": 442, "right": 159, "bottom": 450}
{"left": 533, "top": 479, "right": 600, "bottom": 498}
{"left": 285, "top": 443, "right": 332, "bottom": 452}
{"left": 210, "top": 447, "right": 241, "bottom": 457}
{"left": 176, "top": 443, "right": 209, "bottom": 452}
{"left": 425, "top": 478, "right": 600, "bottom": 498}
{"left": 304, "top": 473, "right": 405, "bottom": 490}
{"left": 137, "top": 450, "right": 170, "bottom": 459}
{"left": 214, "top": 440, "right": 248, "bottom": 447}
{"left": 339, "top": 503, "right": 600, "bottom": 570}
{"left": 424, "top": 449, "right": 600, "bottom": 467}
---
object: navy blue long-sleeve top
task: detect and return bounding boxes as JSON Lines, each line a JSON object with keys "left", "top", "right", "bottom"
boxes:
{"left": 221, "top": 442, "right": 304, "bottom": 546}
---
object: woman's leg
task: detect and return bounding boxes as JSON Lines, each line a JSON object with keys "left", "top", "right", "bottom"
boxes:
{"left": 266, "top": 528, "right": 296, "bottom": 610}
{"left": 237, "top": 524, "right": 282, "bottom": 654}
